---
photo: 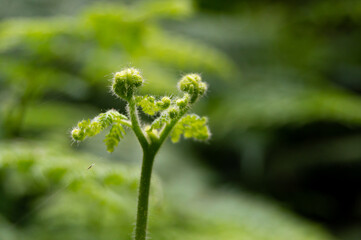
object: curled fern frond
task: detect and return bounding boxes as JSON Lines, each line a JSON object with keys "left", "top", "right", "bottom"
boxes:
{"left": 178, "top": 74, "right": 207, "bottom": 103}
{"left": 170, "top": 114, "right": 211, "bottom": 143}
{"left": 112, "top": 68, "right": 144, "bottom": 100}
{"left": 71, "top": 109, "right": 130, "bottom": 152}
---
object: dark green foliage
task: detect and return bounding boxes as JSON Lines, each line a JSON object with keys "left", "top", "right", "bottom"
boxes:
{"left": 0, "top": 1, "right": 236, "bottom": 138}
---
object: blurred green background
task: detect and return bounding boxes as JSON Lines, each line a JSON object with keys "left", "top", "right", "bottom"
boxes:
{"left": 1, "top": 0, "right": 361, "bottom": 239}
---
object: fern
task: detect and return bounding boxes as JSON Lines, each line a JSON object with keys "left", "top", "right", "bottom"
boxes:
{"left": 71, "top": 68, "right": 210, "bottom": 240}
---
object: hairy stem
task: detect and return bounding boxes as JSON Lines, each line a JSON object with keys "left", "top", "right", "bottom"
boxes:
{"left": 128, "top": 97, "right": 149, "bottom": 149}
{"left": 134, "top": 149, "right": 155, "bottom": 240}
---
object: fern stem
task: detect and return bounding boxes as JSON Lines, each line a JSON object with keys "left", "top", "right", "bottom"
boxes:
{"left": 134, "top": 149, "right": 155, "bottom": 240}
{"left": 128, "top": 98, "right": 149, "bottom": 149}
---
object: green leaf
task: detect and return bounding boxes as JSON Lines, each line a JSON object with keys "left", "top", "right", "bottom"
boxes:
{"left": 171, "top": 114, "right": 211, "bottom": 143}
{"left": 104, "top": 124, "right": 126, "bottom": 152}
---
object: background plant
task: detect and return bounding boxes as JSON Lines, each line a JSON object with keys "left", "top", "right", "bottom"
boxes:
{"left": 0, "top": 142, "right": 335, "bottom": 240}
{"left": 0, "top": 0, "right": 236, "bottom": 138}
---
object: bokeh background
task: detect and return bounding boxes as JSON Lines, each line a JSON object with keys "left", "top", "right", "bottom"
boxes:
{"left": 1, "top": 0, "right": 361, "bottom": 239}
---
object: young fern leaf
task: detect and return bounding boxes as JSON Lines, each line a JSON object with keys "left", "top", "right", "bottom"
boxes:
{"left": 71, "top": 109, "right": 130, "bottom": 152}
{"left": 136, "top": 95, "right": 171, "bottom": 115}
{"left": 171, "top": 114, "right": 211, "bottom": 143}
{"left": 104, "top": 124, "right": 126, "bottom": 152}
